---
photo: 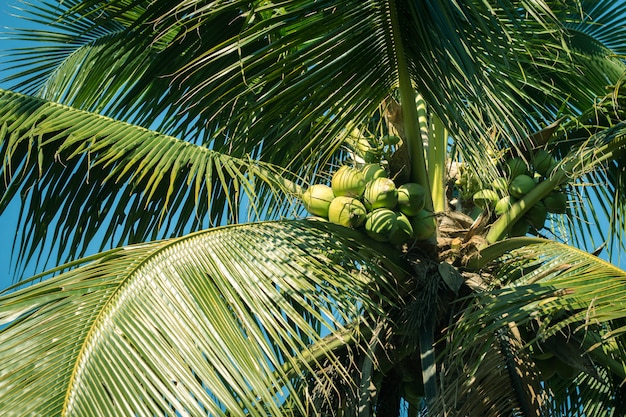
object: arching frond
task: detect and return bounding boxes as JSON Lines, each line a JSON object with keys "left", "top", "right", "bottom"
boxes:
{"left": 0, "top": 89, "right": 302, "bottom": 273}
{"left": 5, "top": 1, "right": 623, "bottom": 178}
{"left": 549, "top": 87, "right": 626, "bottom": 259}
{"left": 441, "top": 239, "right": 626, "bottom": 416}
{"left": 0, "top": 219, "right": 408, "bottom": 416}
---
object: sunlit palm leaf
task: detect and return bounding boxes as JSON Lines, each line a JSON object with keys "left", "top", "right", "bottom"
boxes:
{"left": 443, "top": 239, "right": 626, "bottom": 416}
{"left": 0, "top": 89, "right": 302, "bottom": 273}
{"left": 5, "top": 1, "right": 620, "bottom": 177}
{"left": 433, "top": 331, "right": 546, "bottom": 417}
{"left": 549, "top": 95, "right": 626, "bottom": 259}
{"left": 0, "top": 219, "right": 407, "bottom": 416}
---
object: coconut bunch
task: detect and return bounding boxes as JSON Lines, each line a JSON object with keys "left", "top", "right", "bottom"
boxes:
{"left": 456, "top": 148, "right": 568, "bottom": 237}
{"left": 301, "top": 163, "right": 436, "bottom": 245}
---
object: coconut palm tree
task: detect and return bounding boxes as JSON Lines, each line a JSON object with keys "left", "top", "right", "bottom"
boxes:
{"left": 1, "top": 0, "right": 626, "bottom": 415}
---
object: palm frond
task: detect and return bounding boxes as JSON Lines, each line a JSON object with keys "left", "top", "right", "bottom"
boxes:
{"left": 567, "top": 0, "right": 626, "bottom": 57}
{"left": 443, "top": 239, "right": 626, "bottom": 416}
{"left": 5, "top": 1, "right": 623, "bottom": 181}
{"left": 0, "top": 219, "right": 408, "bottom": 416}
{"left": 0, "top": 89, "right": 302, "bottom": 273}
{"left": 433, "top": 329, "right": 546, "bottom": 417}
{"left": 447, "top": 1, "right": 626, "bottom": 182}
{"left": 549, "top": 88, "right": 626, "bottom": 259}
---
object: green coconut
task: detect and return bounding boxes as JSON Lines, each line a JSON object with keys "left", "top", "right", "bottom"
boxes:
{"left": 508, "top": 219, "right": 529, "bottom": 237}
{"left": 472, "top": 189, "right": 499, "bottom": 210}
{"left": 509, "top": 174, "right": 536, "bottom": 198}
{"left": 543, "top": 191, "right": 567, "bottom": 214}
{"left": 328, "top": 196, "right": 367, "bottom": 228}
{"left": 389, "top": 212, "right": 414, "bottom": 245}
{"left": 525, "top": 201, "right": 548, "bottom": 229}
{"left": 553, "top": 359, "right": 578, "bottom": 380}
{"left": 535, "top": 359, "right": 556, "bottom": 380}
{"left": 411, "top": 210, "right": 437, "bottom": 241}
{"left": 382, "top": 135, "right": 401, "bottom": 145}
{"left": 396, "top": 183, "right": 426, "bottom": 216}
{"left": 361, "top": 163, "right": 388, "bottom": 183}
{"left": 532, "top": 149, "right": 556, "bottom": 177}
{"left": 364, "top": 208, "right": 398, "bottom": 242}
{"left": 301, "top": 184, "right": 335, "bottom": 218}
{"left": 331, "top": 165, "right": 366, "bottom": 197}
{"left": 402, "top": 379, "right": 424, "bottom": 405}
{"left": 506, "top": 157, "right": 529, "bottom": 178}
{"left": 495, "top": 195, "right": 515, "bottom": 216}
{"left": 363, "top": 177, "right": 398, "bottom": 211}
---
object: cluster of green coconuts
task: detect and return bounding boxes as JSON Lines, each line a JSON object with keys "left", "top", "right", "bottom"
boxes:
{"left": 301, "top": 163, "right": 436, "bottom": 245}
{"left": 456, "top": 148, "right": 568, "bottom": 236}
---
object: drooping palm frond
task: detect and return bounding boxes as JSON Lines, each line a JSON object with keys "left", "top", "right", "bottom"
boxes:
{"left": 442, "top": 0, "right": 626, "bottom": 187}
{"left": 0, "top": 219, "right": 409, "bottom": 417}
{"left": 440, "top": 239, "right": 626, "bottom": 416}
{"left": 547, "top": 86, "right": 626, "bottom": 259}
{"left": 4, "top": 1, "right": 620, "bottom": 177}
{"left": 0, "top": 89, "right": 302, "bottom": 274}
{"left": 433, "top": 329, "right": 546, "bottom": 417}
{"left": 1, "top": 0, "right": 153, "bottom": 106}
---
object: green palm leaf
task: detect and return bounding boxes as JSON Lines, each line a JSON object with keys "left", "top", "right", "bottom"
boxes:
{"left": 5, "top": 1, "right": 621, "bottom": 175}
{"left": 440, "top": 239, "right": 626, "bottom": 416}
{"left": 550, "top": 90, "right": 626, "bottom": 258}
{"left": 0, "top": 89, "right": 302, "bottom": 271}
{"left": 0, "top": 219, "right": 407, "bottom": 416}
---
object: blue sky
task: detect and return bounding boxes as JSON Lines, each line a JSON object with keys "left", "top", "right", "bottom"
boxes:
{"left": 0, "top": 0, "right": 624, "bottom": 291}
{"left": 0, "top": 1, "right": 33, "bottom": 286}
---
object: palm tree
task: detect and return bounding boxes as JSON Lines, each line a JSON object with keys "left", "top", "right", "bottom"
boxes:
{"left": 1, "top": 0, "right": 626, "bottom": 415}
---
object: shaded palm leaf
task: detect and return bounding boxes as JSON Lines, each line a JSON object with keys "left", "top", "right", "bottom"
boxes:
{"left": 433, "top": 330, "right": 546, "bottom": 417}
{"left": 0, "top": 89, "right": 302, "bottom": 273}
{"left": 549, "top": 91, "right": 626, "bottom": 259}
{"left": 442, "top": 239, "right": 626, "bottom": 416}
{"left": 4, "top": 1, "right": 620, "bottom": 176}
{"left": 0, "top": 219, "right": 408, "bottom": 416}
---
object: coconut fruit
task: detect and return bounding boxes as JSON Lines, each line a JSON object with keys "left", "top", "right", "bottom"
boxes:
{"left": 397, "top": 183, "right": 426, "bottom": 216}
{"left": 495, "top": 195, "right": 515, "bottom": 216}
{"left": 543, "top": 191, "right": 567, "bottom": 214}
{"left": 411, "top": 210, "right": 437, "bottom": 240}
{"left": 389, "top": 212, "right": 414, "bottom": 245}
{"left": 535, "top": 358, "right": 556, "bottom": 380}
{"left": 364, "top": 208, "right": 398, "bottom": 242}
{"left": 532, "top": 149, "right": 556, "bottom": 177}
{"left": 301, "top": 184, "right": 335, "bottom": 217}
{"left": 508, "top": 219, "right": 529, "bottom": 237}
{"left": 402, "top": 379, "right": 424, "bottom": 405}
{"left": 553, "top": 358, "right": 578, "bottom": 380}
{"left": 363, "top": 177, "right": 398, "bottom": 211}
{"left": 509, "top": 174, "right": 536, "bottom": 198}
{"left": 361, "top": 163, "right": 388, "bottom": 183}
{"left": 328, "top": 196, "right": 367, "bottom": 228}
{"left": 525, "top": 201, "right": 547, "bottom": 229}
{"left": 472, "top": 189, "right": 499, "bottom": 210}
{"left": 331, "top": 165, "right": 366, "bottom": 197}
{"left": 382, "top": 135, "right": 401, "bottom": 145}
{"left": 506, "top": 157, "right": 529, "bottom": 178}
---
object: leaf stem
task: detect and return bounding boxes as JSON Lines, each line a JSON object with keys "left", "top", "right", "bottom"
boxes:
{"left": 429, "top": 113, "right": 447, "bottom": 212}
{"left": 388, "top": 0, "right": 432, "bottom": 211}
